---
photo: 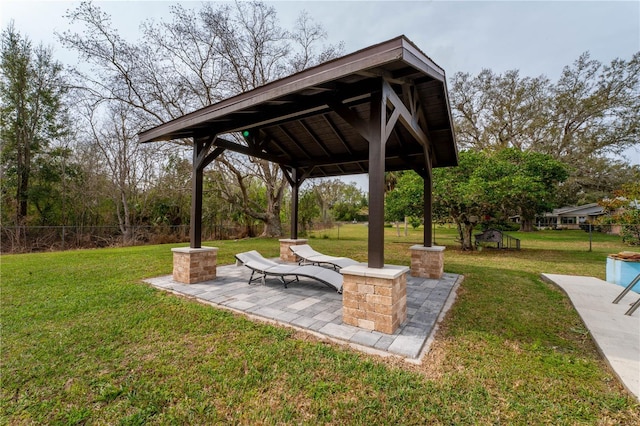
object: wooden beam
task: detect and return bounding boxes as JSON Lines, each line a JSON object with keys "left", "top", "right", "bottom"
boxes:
{"left": 384, "top": 106, "right": 401, "bottom": 142}
{"left": 290, "top": 168, "right": 300, "bottom": 239}
{"left": 382, "top": 79, "right": 430, "bottom": 148}
{"left": 261, "top": 129, "right": 293, "bottom": 161}
{"left": 328, "top": 99, "right": 372, "bottom": 143}
{"left": 202, "top": 147, "right": 225, "bottom": 169}
{"left": 212, "top": 137, "right": 288, "bottom": 165}
{"left": 195, "top": 135, "right": 215, "bottom": 169}
{"left": 208, "top": 80, "right": 377, "bottom": 136}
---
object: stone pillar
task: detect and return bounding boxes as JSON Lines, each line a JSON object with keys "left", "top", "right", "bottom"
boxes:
{"left": 279, "top": 238, "right": 308, "bottom": 263}
{"left": 341, "top": 264, "right": 408, "bottom": 334}
{"left": 171, "top": 247, "right": 218, "bottom": 284}
{"left": 410, "top": 245, "right": 445, "bottom": 279}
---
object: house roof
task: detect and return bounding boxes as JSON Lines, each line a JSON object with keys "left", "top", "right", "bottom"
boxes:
{"left": 138, "top": 35, "right": 458, "bottom": 179}
{"left": 547, "top": 203, "right": 605, "bottom": 217}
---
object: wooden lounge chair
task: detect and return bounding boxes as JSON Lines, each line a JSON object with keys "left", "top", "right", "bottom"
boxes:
{"left": 289, "top": 244, "right": 360, "bottom": 270}
{"left": 235, "top": 250, "right": 343, "bottom": 293}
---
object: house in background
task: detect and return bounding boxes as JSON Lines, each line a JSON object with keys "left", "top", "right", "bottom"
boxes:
{"left": 536, "top": 203, "right": 605, "bottom": 229}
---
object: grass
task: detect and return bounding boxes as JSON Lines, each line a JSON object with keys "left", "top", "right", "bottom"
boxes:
{"left": 1, "top": 226, "right": 639, "bottom": 424}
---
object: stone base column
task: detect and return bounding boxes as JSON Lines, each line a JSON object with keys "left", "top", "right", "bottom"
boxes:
{"left": 341, "top": 265, "right": 408, "bottom": 334}
{"left": 410, "top": 245, "right": 445, "bottom": 279}
{"left": 171, "top": 247, "right": 218, "bottom": 284}
{"left": 279, "top": 238, "right": 308, "bottom": 263}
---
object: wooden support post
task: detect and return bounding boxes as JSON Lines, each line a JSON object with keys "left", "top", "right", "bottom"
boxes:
{"left": 291, "top": 168, "right": 299, "bottom": 239}
{"left": 368, "top": 89, "right": 385, "bottom": 268}
{"left": 423, "top": 172, "right": 432, "bottom": 247}
{"left": 190, "top": 138, "right": 204, "bottom": 248}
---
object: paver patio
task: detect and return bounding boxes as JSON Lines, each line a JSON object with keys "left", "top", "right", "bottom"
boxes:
{"left": 145, "top": 262, "right": 462, "bottom": 360}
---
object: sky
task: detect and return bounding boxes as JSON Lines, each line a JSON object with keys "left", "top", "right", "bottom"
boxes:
{"left": 2, "top": 0, "right": 639, "bottom": 183}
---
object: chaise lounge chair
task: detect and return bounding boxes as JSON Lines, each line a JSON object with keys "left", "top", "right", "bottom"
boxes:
{"left": 289, "top": 244, "right": 360, "bottom": 270}
{"left": 235, "top": 250, "right": 343, "bottom": 293}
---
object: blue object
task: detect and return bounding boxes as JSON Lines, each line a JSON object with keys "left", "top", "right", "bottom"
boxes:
{"left": 606, "top": 256, "right": 640, "bottom": 292}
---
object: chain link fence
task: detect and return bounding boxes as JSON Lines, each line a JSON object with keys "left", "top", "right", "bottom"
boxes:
{"left": 0, "top": 222, "right": 266, "bottom": 253}
{"left": 2, "top": 221, "right": 637, "bottom": 254}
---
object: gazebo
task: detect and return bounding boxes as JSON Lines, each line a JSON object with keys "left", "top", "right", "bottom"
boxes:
{"left": 139, "top": 35, "right": 458, "bottom": 334}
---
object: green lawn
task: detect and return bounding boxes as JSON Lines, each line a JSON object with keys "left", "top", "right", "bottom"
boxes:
{"left": 2, "top": 226, "right": 638, "bottom": 424}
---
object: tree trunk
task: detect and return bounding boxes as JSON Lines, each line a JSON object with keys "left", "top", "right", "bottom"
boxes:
{"left": 521, "top": 218, "right": 534, "bottom": 232}
{"left": 261, "top": 212, "right": 283, "bottom": 237}
{"left": 260, "top": 190, "right": 284, "bottom": 237}
{"left": 121, "top": 189, "right": 133, "bottom": 244}
{"left": 15, "top": 131, "right": 29, "bottom": 249}
{"left": 456, "top": 214, "right": 476, "bottom": 250}
{"left": 461, "top": 223, "right": 475, "bottom": 250}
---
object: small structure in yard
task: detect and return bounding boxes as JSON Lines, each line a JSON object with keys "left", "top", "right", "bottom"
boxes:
{"left": 474, "top": 228, "right": 520, "bottom": 249}
{"left": 139, "top": 35, "right": 458, "bottom": 334}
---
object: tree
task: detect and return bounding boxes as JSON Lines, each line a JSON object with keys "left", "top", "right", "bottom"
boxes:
{"left": 449, "top": 53, "right": 640, "bottom": 205}
{"left": 298, "top": 188, "right": 320, "bottom": 235}
{"left": 82, "top": 101, "right": 160, "bottom": 243}
{"left": 450, "top": 69, "right": 551, "bottom": 152}
{"left": 433, "top": 149, "right": 568, "bottom": 250}
{"left": 0, "top": 23, "right": 68, "bottom": 244}
{"left": 28, "top": 145, "right": 82, "bottom": 226}
{"left": 332, "top": 183, "right": 367, "bottom": 222}
{"left": 288, "top": 11, "right": 344, "bottom": 73}
{"left": 308, "top": 179, "right": 365, "bottom": 226}
{"left": 147, "top": 154, "right": 191, "bottom": 228}
{"left": 213, "top": 153, "right": 286, "bottom": 237}
{"left": 384, "top": 171, "right": 423, "bottom": 223}
{"left": 555, "top": 158, "right": 639, "bottom": 206}
{"left": 544, "top": 53, "right": 640, "bottom": 162}
{"left": 60, "top": 1, "right": 343, "bottom": 238}
{"left": 487, "top": 149, "right": 568, "bottom": 231}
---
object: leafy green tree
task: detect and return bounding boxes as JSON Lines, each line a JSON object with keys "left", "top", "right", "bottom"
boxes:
{"left": 298, "top": 188, "right": 320, "bottom": 235}
{"left": 546, "top": 53, "right": 639, "bottom": 162}
{"left": 487, "top": 149, "right": 568, "bottom": 231}
{"left": 0, "top": 23, "right": 68, "bottom": 241}
{"left": 433, "top": 149, "right": 568, "bottom": 250}
{"left": 384, "top": 171, "right": 423, "bottom": 224}
{"left": 332, "top": 182, "right": 367, "bottom": 222}
{"left": 433, "top": 151, "right": 486, "bottom": 250}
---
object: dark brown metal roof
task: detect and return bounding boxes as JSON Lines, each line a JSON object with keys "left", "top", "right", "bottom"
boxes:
{"left": 138, "top": 35, "right": 458, "bottom": 178}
